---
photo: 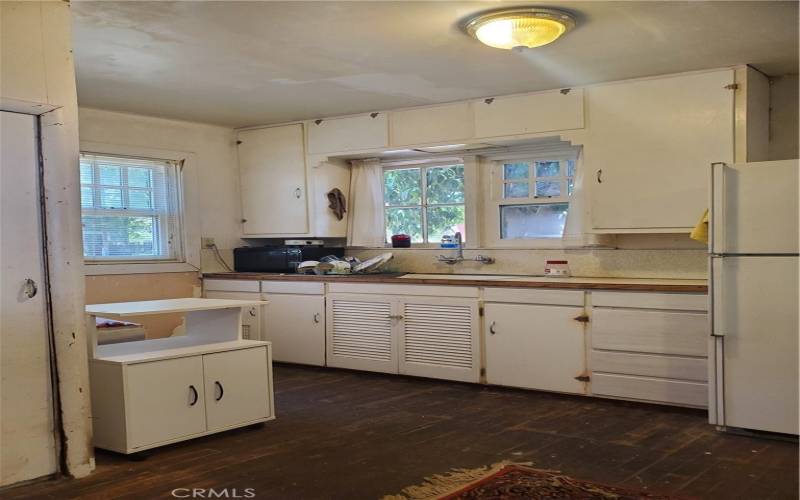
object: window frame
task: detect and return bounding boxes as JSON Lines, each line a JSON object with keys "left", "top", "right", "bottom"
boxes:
{"left": 483, "top": 149, "right": 580, "bottom": 249}
{"left": 382, "top": 160, "right": 467, "bottom": 247}
{"left": 79, "top": 142, "right": 200, "bottom": 275}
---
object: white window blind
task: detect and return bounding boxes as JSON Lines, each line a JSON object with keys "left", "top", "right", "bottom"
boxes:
{"left": 79, "top": 153, "right": 184, "bottom": 262}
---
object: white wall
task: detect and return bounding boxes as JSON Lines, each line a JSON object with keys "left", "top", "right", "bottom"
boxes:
{"left": 78, "top": 107, "right": 243, "bottom": 269}
{"left": 1, "top": 0, "right": 94, "bottom": 483}
{"left": 770, "top": 74, "right": 799, "bottom": 161}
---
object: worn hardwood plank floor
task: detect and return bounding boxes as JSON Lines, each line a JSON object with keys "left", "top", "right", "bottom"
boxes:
{"left": 6, "top": 364, "right": 798, "bottom": 499}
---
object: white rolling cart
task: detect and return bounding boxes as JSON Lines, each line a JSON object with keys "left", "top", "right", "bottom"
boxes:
{"left": 85, "top": 298, "right": 274, "bottom": 454}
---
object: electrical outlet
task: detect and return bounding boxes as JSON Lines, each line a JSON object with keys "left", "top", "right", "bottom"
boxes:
{"left": 201, "top": 237, "right": 215, "bottom": 249}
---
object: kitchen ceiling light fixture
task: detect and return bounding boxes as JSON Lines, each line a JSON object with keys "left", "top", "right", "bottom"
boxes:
{"left": 464, "top": 8, "right": 576, "bottom": 50}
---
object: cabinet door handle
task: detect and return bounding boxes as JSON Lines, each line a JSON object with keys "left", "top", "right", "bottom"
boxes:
{"left": 188, "top": 385, "right": 198, "bottom": 406}
{"left": 313, "top": 312, "right": 321, "bottom": 324}
{"left": 215, "top": 381, "right": 224, "bottom": 401}
{"left": 294, "top": 187, "right": 302, "bottom": 199}
{"left": 596, "top": 169, "right": 603, "bottom": 184}
{"left": 249, "top": 308, "right": 257, "bottom": 317}
{"left": 23, "top": 278, "right": 37, "bottom": 299}
{"left": 387, "top": 314, "right": 404, "bottom": 320}
{"left": 489, "top": 321, "right": 497, "bottom": 335}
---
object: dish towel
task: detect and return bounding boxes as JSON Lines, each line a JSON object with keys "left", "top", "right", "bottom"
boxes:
{"left": 326, "top": 188, "right": 347, "bottom": 221}
{"left": 690, "top": 209, "right": 709, "bottom": 243}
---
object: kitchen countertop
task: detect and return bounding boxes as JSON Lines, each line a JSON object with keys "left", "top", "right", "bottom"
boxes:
{"left": 203, "top": 272, "right": 708, "bottom": 293}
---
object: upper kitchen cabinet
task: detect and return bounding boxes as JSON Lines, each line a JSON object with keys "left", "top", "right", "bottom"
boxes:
{"left": 473, "top": 88, "right": 584, "bottom": 139}
{"left": 389, "top": 102, "right": 473, "bottom": 147}
{"left": 586, "top": 70, "right": 734, "bottom": 232}
{"left": 238, "top": 124, "right": 309, "bottom": 235}
{"left": 309, "top": 158, "right": 350, "bottom": 238}
{"left": 307, "top": 112, "right": 388, "bottom": 155}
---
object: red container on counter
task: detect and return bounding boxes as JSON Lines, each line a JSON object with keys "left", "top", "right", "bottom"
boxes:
{"left": 391, "top": 234, "right": 411, "bottom": 248}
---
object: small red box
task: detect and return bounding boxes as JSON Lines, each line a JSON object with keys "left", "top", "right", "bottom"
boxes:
{"left": 391, "top": 234, "right": 411, "bottom": 248}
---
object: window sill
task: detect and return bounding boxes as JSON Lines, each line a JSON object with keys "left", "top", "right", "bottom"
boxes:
{"left": 83, "top": 261, "right": 199, "bottom": 276}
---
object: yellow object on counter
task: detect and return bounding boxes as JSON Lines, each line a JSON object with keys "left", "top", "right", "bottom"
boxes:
{"left": 690, "top": 209, "right": 709, "bottom": 244}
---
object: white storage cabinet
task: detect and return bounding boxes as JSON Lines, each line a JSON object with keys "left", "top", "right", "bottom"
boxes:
{"left": 589, "top": 291, "right": 709, "bottom": 407}
{"left": 260, "top": 281, "right": 326, "bottom": 366}
{"left": 326, "top": 283, "right": 480, "bottom": 383}
{"left": 87, "top": 298, "right": 275, "bottom": 454}
{"left": 483, "top": 288, "right": 588, "bottom": 395}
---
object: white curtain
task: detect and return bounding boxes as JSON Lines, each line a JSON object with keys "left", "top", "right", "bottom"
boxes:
{"left": 346, "top": 158, "right": 386, "bottom": 247}
{"left": 563, "top": 148, "right": 616, "bottom": 248}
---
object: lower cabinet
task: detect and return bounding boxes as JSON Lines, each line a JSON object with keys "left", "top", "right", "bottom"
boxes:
{"left": 261, "top": 293, "right": 326, "bottom": 366}
{"left": 484, "top": 303, "right": 587, "bottom": 394}
{"left": 326, "top": 293, "right": 480, "bottom": 382}
{"left": 91, "top": 345, "right": 274, "bottom": 454}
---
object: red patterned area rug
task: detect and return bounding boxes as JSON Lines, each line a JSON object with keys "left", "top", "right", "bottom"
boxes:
{"left": 383, "top": 462, "right": 687, "bottom": 500}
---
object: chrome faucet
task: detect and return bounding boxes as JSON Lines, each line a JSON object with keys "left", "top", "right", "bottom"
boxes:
{"left": 437, "top": 232, "right": 495, "bottom": 265}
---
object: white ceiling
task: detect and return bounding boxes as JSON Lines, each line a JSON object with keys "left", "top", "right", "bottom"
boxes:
{"left": 71, "top": 1, "right": 799, "bottom": 128}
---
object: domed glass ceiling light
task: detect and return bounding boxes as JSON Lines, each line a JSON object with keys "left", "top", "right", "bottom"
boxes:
{"left": 464, "top": 8, "right": 576, "bottom": 50}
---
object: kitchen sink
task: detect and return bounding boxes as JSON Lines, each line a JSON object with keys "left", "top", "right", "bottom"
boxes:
{"left": 399, "top": 273, "right": 551, "bottom": 281}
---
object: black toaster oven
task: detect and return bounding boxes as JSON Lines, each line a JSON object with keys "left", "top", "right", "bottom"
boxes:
{"left": 233, "top": 245, "right": 344, "bottom": 273}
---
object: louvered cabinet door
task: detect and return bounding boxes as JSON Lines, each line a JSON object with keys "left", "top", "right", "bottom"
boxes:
{"left": 326, "top": 294, "right": 398, "bottom": 374}
{"left": 398, "top": 298, "right": 480, "bottom": 383}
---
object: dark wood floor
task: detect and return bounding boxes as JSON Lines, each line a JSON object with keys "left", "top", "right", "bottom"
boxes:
{"left": 7, "top": 364, "right": 798, "bottom": 500}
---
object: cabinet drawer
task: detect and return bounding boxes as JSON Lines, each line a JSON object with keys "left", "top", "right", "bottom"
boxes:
{"left": 202, "top": 347, "right": 271, "bottom": 431}
{"left": 483, "top": 287, "right": 584, "bottom": 306}
{"left": 591, "top": 350, "right": 707, "bottom": 382}
{"left": 260, "top": 281, "right": 324, "bottom": 295}
{"left": 125, "top": 357, "right": 207, "bottom": 449}
{"left": 204, "top": 279, "right": 259, "bottom": 293}
{"left": 591, "top": 308, "right": 707, "bottom": 356}
{"left": 592, "top": 373, "right": 707, "bottom": 407}
{"left": 591, "top": 291, "right": 707, "bottom": 311}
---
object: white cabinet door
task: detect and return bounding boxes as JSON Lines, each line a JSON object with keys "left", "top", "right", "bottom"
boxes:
{"left": 204, "top": 291, "right": 261, "bottom": 340}
{"left": 309, "top": 159, "right": 351, "bottom": 238}
{"left": 398, "top": 297, "right": 479, "bottom": 383}
{"left": 390, "top": 102, "right": 473, "bottom": 147}
{"left": 473, "top": 88, "right": 584, "bottom": 139}
{"left": 307, "top": 113, "right": 388, "bottom": 154}
{"left": 262, "top": 293, "right": 325, "bottom": 366}
{"left": 202, "top": 347, "right": 270, "bottom": 431}
{"left": 485, "top": 303, "right": 586, "bottom": 394}
{"left": 588, "top": 70, "right": 734, "bottom": 231}
{"left": 125, "top": 357, "right": 207, "bottom": 449}
{"left": 238, "top": 124, "right": 308, "bottom": 235}
{"left": 326, "top": 294, "right": 397, "bottom": 373}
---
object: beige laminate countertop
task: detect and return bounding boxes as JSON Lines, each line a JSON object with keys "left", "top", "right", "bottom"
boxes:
{"left": 203, "top": 272, "right": 708, "bottom": 293}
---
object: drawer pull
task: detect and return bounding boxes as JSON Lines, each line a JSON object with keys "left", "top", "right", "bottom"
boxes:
{"left": 215, "top": 381, "right": 224, "bottom": 401}
{"left": 188, "top": 385, "right": 198, "bottom": 406}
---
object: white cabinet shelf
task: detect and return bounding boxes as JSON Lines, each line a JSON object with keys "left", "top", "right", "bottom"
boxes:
{"left": 87, "top": 298, "right": 275, "bottom": 454}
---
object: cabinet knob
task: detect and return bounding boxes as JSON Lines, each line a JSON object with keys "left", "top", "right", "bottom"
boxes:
{"left": 294, "top": 187, "right": 302, "bottom": 199}
{"left": 22, "top": 278, "right": 37, "bottom": 299}
{"left": 241, "top": 218, "right": 247, "bottom": 223}
{"left": 489, "top": 321, "right": 497, "bottom": 334}
{"left": 188, "top": 385, "right": 198, "bottom": 406}
{"left": 249, "top": 308, "right": 257, "bottom": 317}
{"left": 313, "top": 312, "right": 321, "bottom": 324}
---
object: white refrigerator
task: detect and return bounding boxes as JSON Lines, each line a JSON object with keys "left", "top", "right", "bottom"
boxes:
{"left": 708, "top": 159, "right": 799, "bottom": 435}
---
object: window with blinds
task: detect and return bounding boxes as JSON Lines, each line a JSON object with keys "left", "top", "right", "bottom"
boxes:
{"left": 79, "top": 153, "right": 184, "bottom": 262}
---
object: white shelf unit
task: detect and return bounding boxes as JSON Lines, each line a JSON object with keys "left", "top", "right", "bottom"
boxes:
{"left": 86, "top": 298, "right": 275, "bottom": 454}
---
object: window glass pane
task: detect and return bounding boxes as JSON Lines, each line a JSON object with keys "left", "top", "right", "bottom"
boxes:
{"left": 100, "top": 188, "right": 122, "bottom": 208}
{"left": 82, "top": 216, "right": 156, "bottom": 257}
{"left": 504, "top": 182, "right": 529, "bottom": 198}
{"left": 129, "top": 189, "right": 153, "bottom": 209}
{"left": 535, "top": 180, "right": 561, "bottom": 197}
{"left": 128, "top": 167, "right": 152, "bottom": 188}
{"left": 385, "top": 207, "right": 422, "bottom": 243}
{"left": 566, "top": 159, "right": 575, "bottom": 178}
{"left": 80, "top": 187, "right": 94, "bottom": 208}
{"left": 384, "top": 168, "right": 421, "bottom": 206}
{"left": 501, "top": 203, "right": 569, "bottom": 239}
{"left": 426, "top": 165, "right": 464, "bottom": 204}
{"left": 427, "top": 205, "right": 465, "bottom": 243}
{"left": 535, "top": 161, "right": 560, "bottom": 178}
{"left": 80, "top": 163, "right": 93, "bottom": 184}
{"left": 568, "top": 178, "right": 574, "bottom": 196}
{"left": 99, "top": 165, "right": 121, "bottom": 185}
{"left": 503, "top": 163, "right": 528, "bottom": 180}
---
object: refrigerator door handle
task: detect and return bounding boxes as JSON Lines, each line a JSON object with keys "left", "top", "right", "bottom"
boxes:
{"left": 711, "top": 256, "right": 725, "bottom": 337}
{"left": 710, "top": 162, "right": 727, "bottom": 255}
